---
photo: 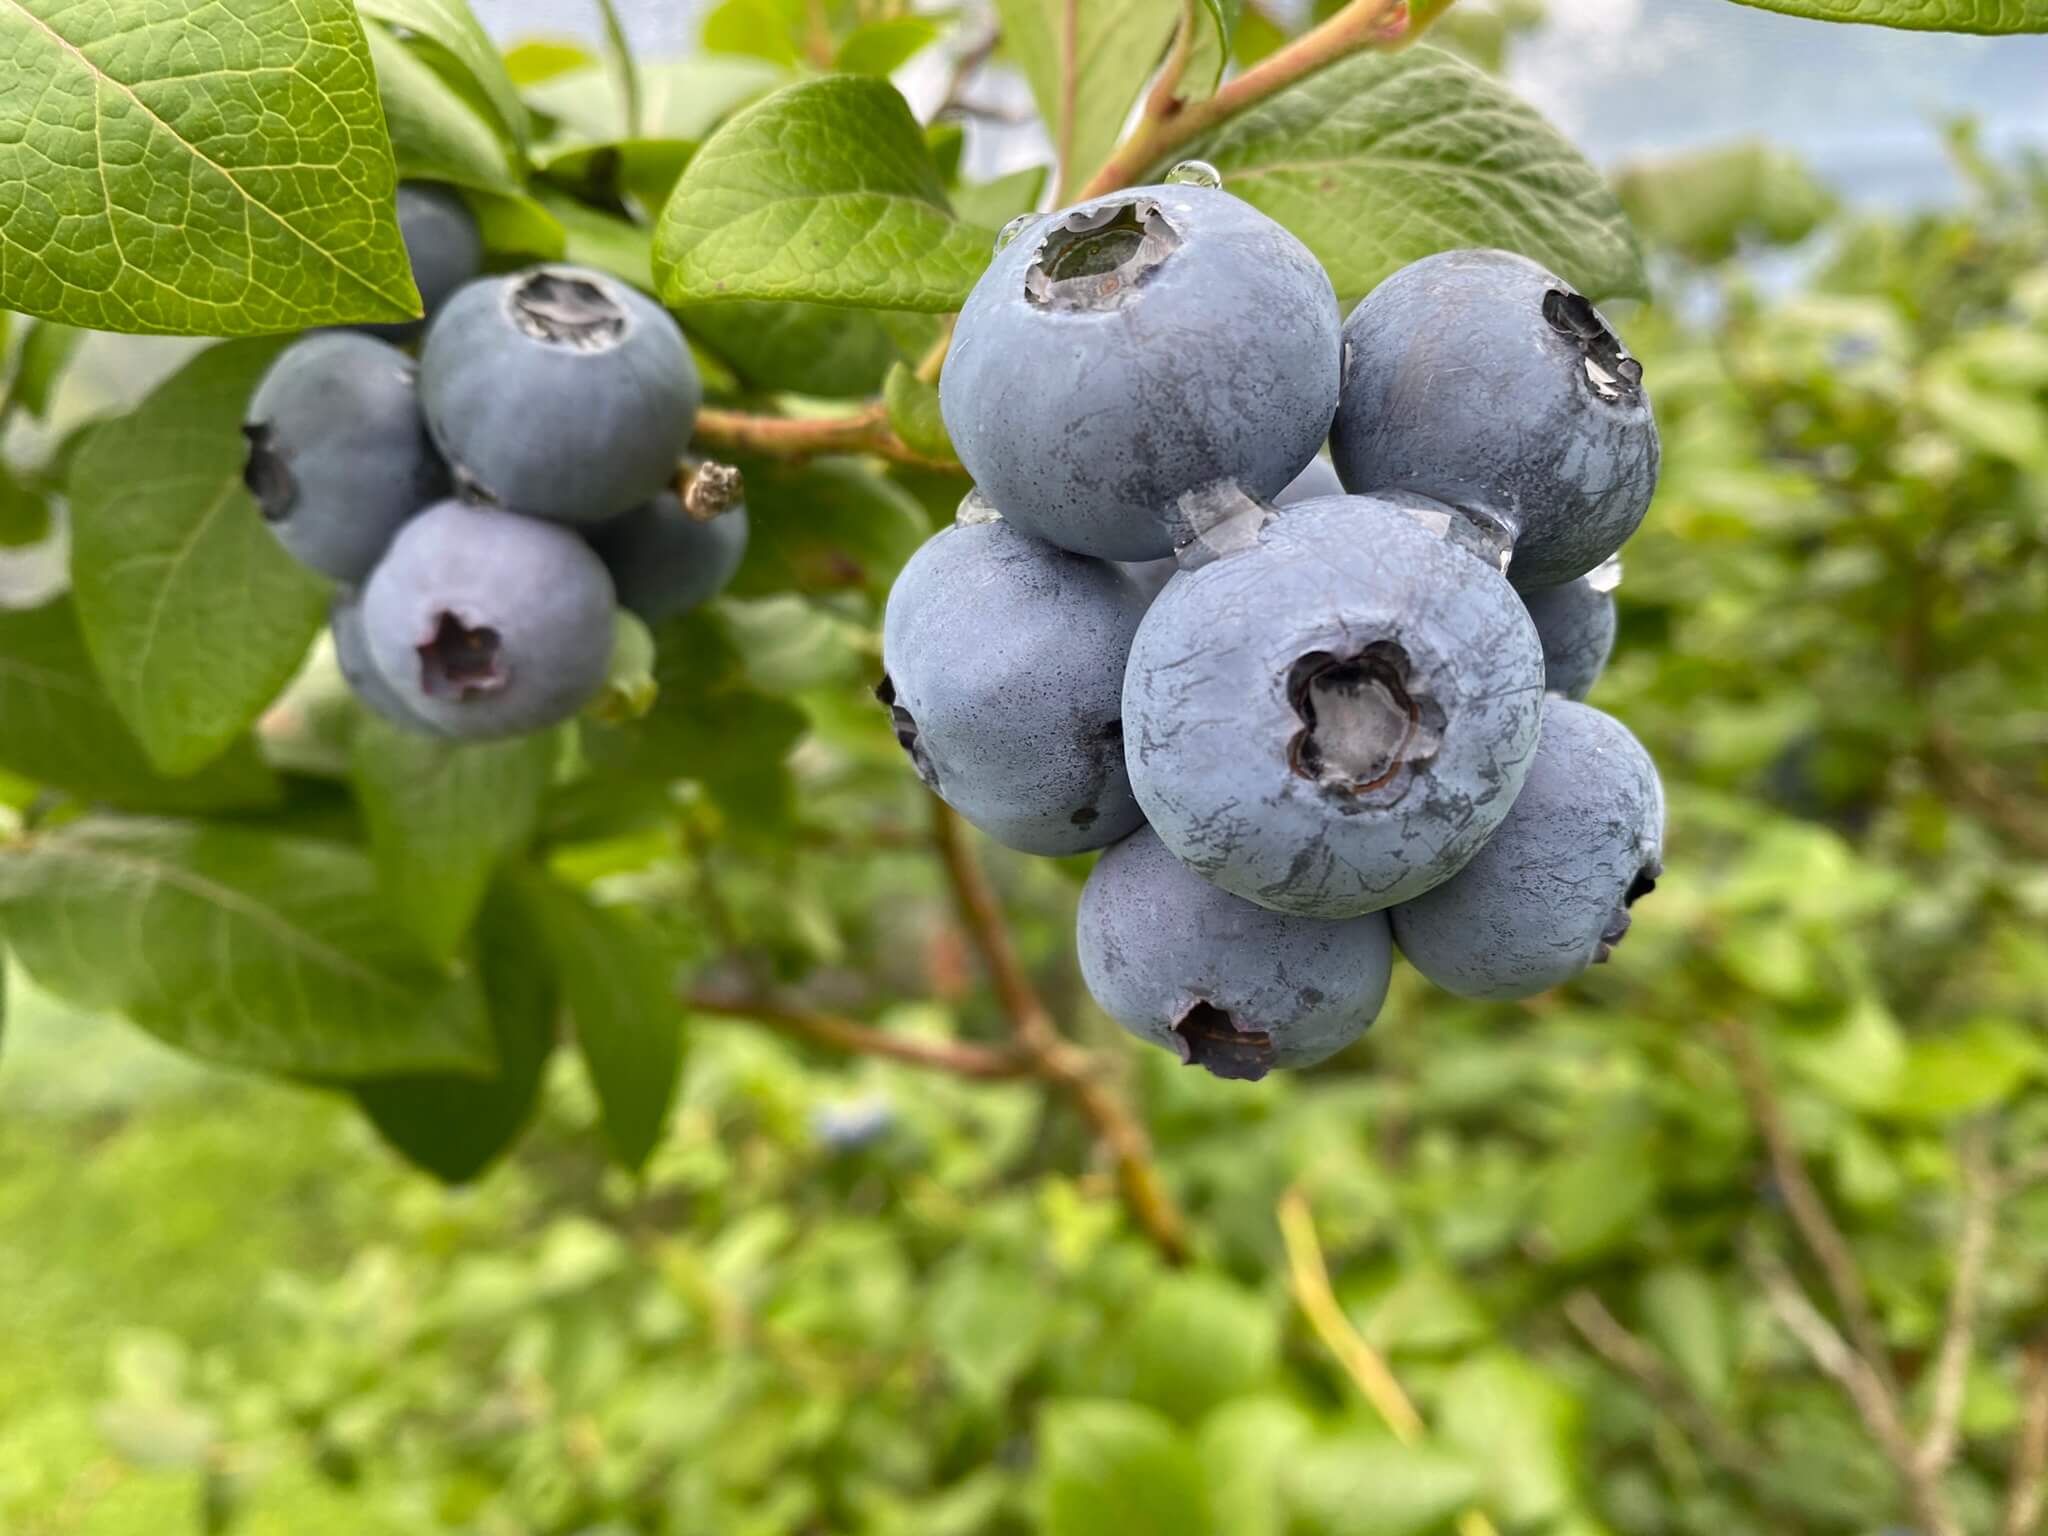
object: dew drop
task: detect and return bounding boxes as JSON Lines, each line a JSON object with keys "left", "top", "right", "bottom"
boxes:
{"left": 1165, "top": 159, "right": 1223, "bottom": 189}
{"left": 955, "top": 489, "right": 1003, "bottom": 526}
{"left": 995, "top": 213, "right": 1034, "bottom": 252}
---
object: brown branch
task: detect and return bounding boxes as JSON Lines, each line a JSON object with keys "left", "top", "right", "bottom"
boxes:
{"left": 692, "top": 404, "right": 964, "bottom": 475}
{"left": 1719, "top": 1016, "right": 1901, "bottom": 1399}
{"left": 684, "top": 991, "right": 1028, "bottom": 1079}
{"left": 1279, "top": 1189, "right": 1500, "bottom": 1536}
{"left": 1746, "top": 1239, "right": 1960, "bottom": 1536}
{"left": 1920, "top": 1122, "right": 1998, "bottom": 1475}
{"left": 1075, "top": 0, "right": 1409, "bottom": 201}
{"left": 929, "top": 800, "right": 1192, "bottom": 1264}
{"left": 2004, "top": 1336, "right": 2048, "bottom": 1536}
{"left": 1563, "top": 1289, "right": 1779, "bottom": 1493}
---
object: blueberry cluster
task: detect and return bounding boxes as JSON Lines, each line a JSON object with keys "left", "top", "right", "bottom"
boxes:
{"left": 242, "top": 186, "right": 744, "bottom": 740}
{"left": 887, "top": 179, "right": 1666, "bottom": 1082}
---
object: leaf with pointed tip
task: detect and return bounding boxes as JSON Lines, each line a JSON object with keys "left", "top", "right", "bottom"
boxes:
{"left": 1170, "top": 45, "right": 1645, "bottom": 306}
{"left": 367, "top": 24, "right": 522, "bottom": 197}
{"left": 357, "top": 0, "right": 531, "bottom": 146}
{"left": 0, "top": 818, "right": 493, "bottom": 1077}
{"left": 0, "top": 0, "right": 416, "bottom": 334}
{"left": 655, "top": 76, "right": 992, "bottom": 313}
{"left": 68, "top": 339, "right": 329, "bottom": 777}
{"left": 1724, "top": 0, "right": 2048, "bottom": 28}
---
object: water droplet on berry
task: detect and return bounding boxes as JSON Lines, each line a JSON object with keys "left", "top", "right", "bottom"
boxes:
{"left": 1165, "top": 160, "right": 1223, "bottom": 189}
{"left": 995, "top": 214, "right": 1034, "bottom": 252}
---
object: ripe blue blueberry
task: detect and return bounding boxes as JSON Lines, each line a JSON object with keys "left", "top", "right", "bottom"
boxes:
{"left": 1123, "top": 493, "right": 1546, "bottom": 917}
{"left": 589, "top": 464, "right": 749, "bottom": 626}
{"left": 330, "top": 589, "right": 445, "bottom": 735}
{"left": 420, "top": 266, "right": 700, "bottom": 525}
{"left": 1391, "top": 698, "right": 1664, "bottom": 1000}
{"left": 361, "top": 500, "right": 617, "bottom": 739}
{"left": 242, "top": 332, "right": 448, "bottom": 582}
{"left": 1077, "top": 826, "right": 1393, "bottom": 1081}
{"left": 941, "top": 185, "right": 1341, "bottom": 561}
{"left": 362, "top": 183, "right": 483, "bottom": 344}
{"left": 879, "top": 505, "right": 1148, "bottom": 856}
{"left": 1523, "top": 565, "right": 1618, "bottom": 701}
{"left": 1330, "top": 249, "right": 1660, "bottom": 590}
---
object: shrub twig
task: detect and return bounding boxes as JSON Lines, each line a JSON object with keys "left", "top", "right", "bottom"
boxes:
{"left": 684, "top": 991, "right": 1028, "bottom": 1079}
{"left": 1277, "top": 1188, "right": 1501, "bottom": 1536}
{"left": 1919, "top": 1121, "right": 1998, "bottom": 1475}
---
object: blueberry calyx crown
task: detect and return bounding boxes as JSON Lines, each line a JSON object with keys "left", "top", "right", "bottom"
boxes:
{"left": 1024, "top": 199, "right": 1182, "bottom": 313}
{"left": 509, "top": 270, "right": 629, "bottom": 352}
{"left": 1287, "top": 642, "right": 1444, "bottom": 798}
{"left": 1597, "top": 860, "right": 1663, "bottom": 963}
{"left": 419, "top": 611, "right": 505, "bottom": 701}
{"left": 1542, "top": 288, "right": 1644, "bottom": 403}
{"left": 1173, "top": 1002, "right": 1275, "bottom": 1082}
{"left": 241, "top": 422, "right": 296, "bottom": 523}
{"left": 874, "top": 674, "right": 936, "bottom": 788}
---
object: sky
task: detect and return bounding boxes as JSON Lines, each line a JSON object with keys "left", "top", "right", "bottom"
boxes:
{"left": 477, "top": 0, "right": 2048, "bottom": 203}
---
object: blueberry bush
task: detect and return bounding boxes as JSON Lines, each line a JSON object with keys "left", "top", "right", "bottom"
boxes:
{"left": 2, "top": 2, "right": 2048, "bottom": 1534}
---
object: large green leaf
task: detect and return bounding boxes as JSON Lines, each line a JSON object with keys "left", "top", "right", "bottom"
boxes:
{"left": 654, "top": 76, "right": 992, "bottom": 313}
{"left": 0, "top": 0, "right": 416, "bottom": 335}
{"left": 0, "top": 818, "right": 492, "bottom": 1077}
{"left": 352, "top": 721, "right": 556, "bottom": 961}
{"left": 993, "top": 0, "right": 1180, "bottom": 200}
{"left": 681, "top": 299, "right": 927, "bottom": 399}
{"left": 354, "top": 879, "right": 558, "bottom": 1182}
{"left": 366, "top": 24, "right": 521, "bottom": 197}
{"left": 1171, "top": 45, "right": 1645, "bottom": 306}
{"left": 1037, "top": 1399, "right": 1211, "bottom": 1536}
{"left": 521, "top": 875, "right": 682, "bottom": 1172}
{"left": 355, "top": 0, "right": 530, "bottom": 147}
{"left": 0, "top": 599, "right": 277, "bottom": 811}
{"left": 1723, "top": 0, "right": 2048, "bottom": 27}
{"left": 68, "top": 339, "right": 327, "bottom": 777}
{"left": 1284, "top": 1434, "right": 1483, "bottom": 1536}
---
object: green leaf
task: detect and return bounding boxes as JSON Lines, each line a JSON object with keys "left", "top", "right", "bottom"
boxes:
{"left": 1722, "top": 0, "right": 2048, "bottom": 28}
{"left": 594, "top": 0, "right": 643, "bottom": 140}
{"left": 728, "top": 456, "right": 932, "bottom": 598}
{"left": 541, "top": 138, "right": 697, "bottom": 213}
{"left": 590, "top": 610, "right": 661, "bottom": 724}
{"left": 883, "top": 363, "right": 954, "bottom": 460}
{"left": 503, "top": 38, "right": 596, "bottom": 87}
{"left": 0, "top": 599, "right": 277, "bottom": 811}
{"left": 654, "top": 76, "right": 993, "bottom": 313}
{"left": 68, "top": 339, "right": 328, "bottom": 777}
{"left": 1284, "top": 1434, "right": 1482, "bottom": 1536}
{"left": 526, "top": 55, "right": 788, "bottom": 147}
{"left": 1883, "top": 1018, "right": 2042, "bottom": 1121}
{"left": 355, "top": 0, "right": 530, "bottom": 148}
{"left": 703, "top": 0, "right": 802, "bottom": 67}
{"left": 681, "top": 299, "right": 927, "bottom": 399}
{"left": 1197, "top": 1398, "right": 1314, "bottom": 1536}
{"left": 536, "top": 187, "right": 657, "bottom": 291}
{"left": 994, "top": 0, "right": 1181, "bottom": 201}
{"left": 1122, "top": 1273, "right": 1279, "bottom": 1420}
{"left": 836, "top": 17, "right": 944, "bottom": 75}
{"left": 1171, "top": 44, "right": 1646, "bottom": 306}
{"left": 0, "top": 817, "right": 492, "bottom": 1077}
{"left": 1184, "top": 0, "right": 1244, "bottom": 97}
{"left": 951, "top": 165, "right": 1050, "bottom": 231}
{"left": 1037, "top": 1399, "right": 1211, "bottom": 1536}
{"left": 520, "top": 875, "right": 682, "bottom": 1171}
{"left": 5, "top": 319, "right": 82, "bottom": 420}
{"left": 354, "top": 879, "right": 558, "bottom": 1182}
{"left": 352, "top": 721, "right": 555, "bottom": 961}
{"left": 1639, "top": 1266, "right": 1732, "bottom": 1408}
{"left": 0, "top": 0, "right": 416, "bottom": 335}
{"left": 366, "top": 24, "right": 522, "bottom": 198}
{"left": 1436, "top": 1351, "right": 1580, "bottom": 1525}
{"left": 929, "top": 1258, "right": 1049, "bottom": 1404}
{"left": 584, "top": 608, "right": 808, "bottom": 838}
{"left": 0, "top": 463, "right": 51, "bottom": 548}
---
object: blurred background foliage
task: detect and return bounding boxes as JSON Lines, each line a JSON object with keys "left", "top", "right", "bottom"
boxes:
{"left": 6, "top": 11, "right": 2048, "bottom": 1536}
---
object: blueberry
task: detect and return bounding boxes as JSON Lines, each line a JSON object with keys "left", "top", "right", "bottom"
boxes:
{"left": 1123, "top": 493, "right": 1546, "bottom": 917}
{"left": 330, "top": 589, "right": 445, "bottom": 735}
{"left": 362, "top": 183, "right": 483, "bottom": 344}
{"left": 879, "top": 504, "right": 1149, "bottom": 856}
{"left": 242, "top": 332, "right": 448, "bottom": 582}
{"left": 1391, "top": 697, "right": 1664, "bottom": 1000}
{"left": 1329, "top": 249, "right": 1659, "bottom": 590}
{"left": 1275, "top": 453, "right": 1344, "bottom": 506}
{"left": 420, "top": 266, "right": 700, "bottom": 525}
{"left": 941, "top": 185, "right": 1341, "bottom": 561}
{"left": 361, "top": 500, "right": 617, "bottom": 739}
{"left": 589, "top": 463, "right": 748, "bottom": 626}
{"left": 1077, "top": 826, "right": 1392, "bottom": 1081}
{"left": 1522, "top": 564, "right": 1618, "bottom": 701}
